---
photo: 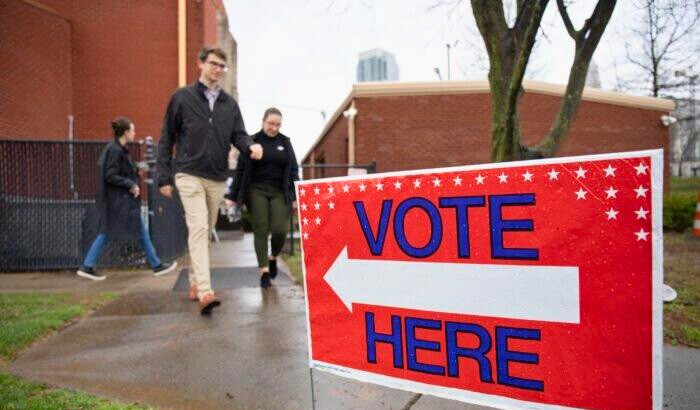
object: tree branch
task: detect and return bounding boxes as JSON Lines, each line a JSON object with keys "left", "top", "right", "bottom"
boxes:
{"left": 556, "top": 0, "right": 578, "bottom": 39}
{"left": 471, "top": 0, "right": 509, "bottom": 55}
{"left": 533, "top": 0, "right": 617, "bottom": 156}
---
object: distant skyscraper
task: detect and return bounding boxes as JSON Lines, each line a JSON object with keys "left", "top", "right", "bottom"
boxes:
{"left": 356, "top": 48, "right": 399, "bottom": 82}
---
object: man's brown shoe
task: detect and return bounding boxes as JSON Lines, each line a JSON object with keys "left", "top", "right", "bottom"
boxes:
{"left": 188, "top": 285, "right": 198, "bottom": 301}
{"left": 198, "top": 292, "right": 221, "bottom": 315}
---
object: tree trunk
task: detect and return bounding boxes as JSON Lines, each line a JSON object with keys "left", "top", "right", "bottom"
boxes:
{"left": 471, "top": 0, "right": 548, "bottom": 162}
{"left": 471, "top": 0, "right": 617, "bottom": 161}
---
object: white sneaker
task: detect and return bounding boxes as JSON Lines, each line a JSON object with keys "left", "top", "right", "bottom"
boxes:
{"left": 153, "top": 261, "right": 178, "bottom": 276}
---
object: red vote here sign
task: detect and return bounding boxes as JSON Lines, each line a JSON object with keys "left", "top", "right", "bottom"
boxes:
{"left": 296, "top": 150, "right": 663, "bottom": 410}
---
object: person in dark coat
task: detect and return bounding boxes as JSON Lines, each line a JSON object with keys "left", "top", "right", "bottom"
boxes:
{"left": 157, "top": 46, "right": 263, "bottom": 315}
{"left": 225, "top": 108, "right": 299, "bottom": 288}
{"left": 77, "top": 117, "right": 177, "bottom": 281}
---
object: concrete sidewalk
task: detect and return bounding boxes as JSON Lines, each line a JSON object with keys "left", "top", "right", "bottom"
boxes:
{"left": 4, "top": 233, "right": 700, "bottom": 410}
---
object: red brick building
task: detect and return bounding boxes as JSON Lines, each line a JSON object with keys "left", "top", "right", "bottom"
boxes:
{"left": 0, "top": 0, "right": 237, "bottom": 141}
{"left": 302, "top": 81, "right": 675, "bottom": 181}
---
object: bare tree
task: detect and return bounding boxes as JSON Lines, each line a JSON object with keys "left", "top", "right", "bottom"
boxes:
{"left": 468, "top": 1, "right": 618, "bottom": 161}
{"left": 614, "top": 0, "right": 700, "bottom": 176}
{"left": 621, "top": 0, "right": 700, "bottom": 97}
{"left": 674, "top": 73, "right": 699, "bottom": 176}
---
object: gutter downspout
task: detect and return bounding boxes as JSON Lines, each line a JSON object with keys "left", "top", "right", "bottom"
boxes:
{"left": 343, "top": 100, "right": 357, "bottom": 165}
{"left": 178, "top": 0, "right": 187, "bottom": 87}
{"left": 310, "top": 151, "right": 315, "bottom": 179}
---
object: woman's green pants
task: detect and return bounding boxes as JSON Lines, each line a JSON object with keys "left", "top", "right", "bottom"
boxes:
{"left": 248, "top": 183, "right": 290, "bottom": 268}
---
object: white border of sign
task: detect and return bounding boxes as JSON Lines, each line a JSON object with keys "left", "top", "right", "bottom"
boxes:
{"left": 295, "top": 149, "right": 663, "bottom": 410}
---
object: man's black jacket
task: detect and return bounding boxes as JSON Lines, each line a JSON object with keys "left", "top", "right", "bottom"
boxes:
{"left": 156, "top": 81, "right": 253, "bottom": 186}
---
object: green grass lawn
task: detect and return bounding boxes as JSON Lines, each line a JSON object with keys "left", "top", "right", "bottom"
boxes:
{"left": 670, "top": 176, "right": 700, "bottom": 194}
{"left": 664, "top": 177, "right": 700, "bottom": 347}
{"left": 0, "top": 373, "right": 150, "bottom": 410}
{"left": 0, "top": 293, "right": 116, "bottom": 361}
{"left": 0, "top": 292, "right": 151, "bottom": 409}
{"left": 281, "top": 252, "right": 303, "bottom": 284}
{"left": 663, "top": 232, "right": 700, "bottom": 347}
{"left": 281, "top": 238, "right": 303, "bottom": 284}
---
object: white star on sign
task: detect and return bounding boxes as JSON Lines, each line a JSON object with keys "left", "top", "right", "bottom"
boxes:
{"left": 605, "top": 208, "right": 619, "bottom": 220}
{"left": 605, "top": 186, "right": 618, "bottom": 199}
{"left": 498, "top": 173, "right": 508, "bottom": 183}
{"left": 413, "top": 179, "right": 422, "bottom": 188}
{"left": 522, "top": 170, "right": 533, "bottom": 182}
{"left": 314, "top": 202, "right": 320, "bottom": 210}
{"left": 315, "top": 217, "right": 321, "bottom": 225}
{"left": 302, "top": 217, "right": 309, "bottom": 225}
{"left": 635, "top": 206, "right": 649, "bottom": 220}
{"left": 635, "top": 229, "right": 650, "bottom": 241}
{"left": 393, "top": 181, "right": 402, "bottom": 189}
{"left": 634, "top": 185, "right": 648, "bottom": 198}
{"left": 342, "top": 184, "right": 350, "bottom": 193}
{"left": 313, "top": 187, "right": 320, "bottom": 195}
{"left": 575, "top": 188, "right": 588, "bottom": 200}
{"left": 375, "top": 181, "right": 384, "bottom": 191}
{"left": 453, "top": 176, "right": 463, "bottom": 186}
{"left": 303, "top": 232, "right": 309, "bottom": 239}
{"left": 432, "top": 177, "right": 441, "bottom": 187}
{"left": 475, "top": 174, "right": 486, "bottom": 185}
{"left": 328, "top": 201, "right": 335, "bottom": 210}
{"left": 359, "top": 183, "right": 367, "bottom": 192}
{"left": 603, "top": 164, "right": 617, "bottom": 177}
{"left": 300, "top": 188, "right": 306, "bottom": 196}
{"left": 327, "top": 186, "right": 334, "bottom": 194}
{"left": 574, "top": 166, "right": 587, "bottom": 179}
{"left": 547, "top": 168, "right": 559, "bottom": 180}
{"left": 300, "top": 203, "right": 307, "bottom": 211}
{"left": 635, "top": 163, "right": 648, "bottom": 175}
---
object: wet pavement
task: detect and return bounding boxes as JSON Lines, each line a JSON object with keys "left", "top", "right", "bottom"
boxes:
{"left": 4, "top": 233, "right": 699, "bottom": 409}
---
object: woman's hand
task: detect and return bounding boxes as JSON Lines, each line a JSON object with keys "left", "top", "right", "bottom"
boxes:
{"left": 130, "top": 185, "right": 140, "bottom": 198}
{"left": 225, "top": 199, "right": 236, "bottom": 209}
{"left": 292, "top": 201, "right": 298, "bottom": 210}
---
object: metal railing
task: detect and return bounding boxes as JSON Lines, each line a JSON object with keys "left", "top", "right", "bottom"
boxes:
{"left": 0, "top": 139, "right": 187, "bottom": 271}
{"left": 281, "top": 162, "right": 377, "bottom": 255}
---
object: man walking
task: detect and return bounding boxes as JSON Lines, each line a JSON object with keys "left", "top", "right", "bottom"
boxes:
{"left": 157, "top": 46, "right": 262, "bottom": 314}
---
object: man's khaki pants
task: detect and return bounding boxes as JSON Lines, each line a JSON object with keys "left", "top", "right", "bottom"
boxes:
{"left": 174, "top": 173, "right": 226, "bottom": 299}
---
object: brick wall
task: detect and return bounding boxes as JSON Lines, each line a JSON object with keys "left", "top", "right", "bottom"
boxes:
{"left": 310, "top": 91, "right": 669, "bottom": 182}
{"left": 0, "top": 0, "right": 72, "bottom": 139}
{"left": 1, "top": 0, "right": 219, "bottom": 142}
{"left": 304, "top": 114, "right": 349, "bottom": 179}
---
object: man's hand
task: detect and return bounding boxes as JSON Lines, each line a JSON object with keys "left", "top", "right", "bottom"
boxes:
{"left": 292, "top": 201, "right": 297, "bottom": 210}
{"left": 250, "top": 143, "right": 263, "bottom": 160}
{"left": 130, "top": 185, "right": 140, "bottom": 198}
{"left": 224, "top": 199, "right": 236, "bottom": 209}
{"left": 159, "top": 185, "right": 173, "bottom": 198}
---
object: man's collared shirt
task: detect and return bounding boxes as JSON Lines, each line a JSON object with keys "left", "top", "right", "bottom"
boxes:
{"left": 203, "top": 84, "right": 221, "bottom": 111}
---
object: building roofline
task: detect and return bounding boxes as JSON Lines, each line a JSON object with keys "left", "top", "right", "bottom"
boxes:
{"left": 301, "top": 80, "right": 676, "bottom": 163}
{"left": 18, "top": 0, "right": 69, "bottom": 21}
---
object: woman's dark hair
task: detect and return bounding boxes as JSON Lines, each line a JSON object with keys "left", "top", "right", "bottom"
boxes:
{"left": 263, "top": 107, "right": 282, "bottom": 121}
{"left": 110, "top": 117, "right": 132, "bottom": 139}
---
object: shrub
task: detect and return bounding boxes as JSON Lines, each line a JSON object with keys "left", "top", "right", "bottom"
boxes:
{"left": 663, "top": 193, "right": 697, "bottom": 232}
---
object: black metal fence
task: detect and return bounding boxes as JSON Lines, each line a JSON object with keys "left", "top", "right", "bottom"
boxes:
{"left": 0, "top": 139, "right": 187, "bottom": 271}
{"left": 0, "top": 139, "right": 379, "bottom": 268}
{"left": 280, "top": 162, "right": 377, "bottom": 255}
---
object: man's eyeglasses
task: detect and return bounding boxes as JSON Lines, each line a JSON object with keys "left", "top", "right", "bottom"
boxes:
{"left": 206, "top": 61, "right": 229, "bottom": 72}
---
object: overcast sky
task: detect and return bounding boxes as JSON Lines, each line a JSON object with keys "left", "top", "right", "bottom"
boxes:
{"left": 222, "top": 0, "right": 645, "bottom": 160}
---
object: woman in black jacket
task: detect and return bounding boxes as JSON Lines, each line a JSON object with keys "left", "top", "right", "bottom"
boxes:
{"left": 225, "top": 108, "right": 299, "bottom": 288}
{"left": 77, "top": 117, "right": 176, "bottom": 280}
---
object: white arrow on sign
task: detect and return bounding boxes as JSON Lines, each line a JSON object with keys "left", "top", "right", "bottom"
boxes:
{"left": 324, "top": 248, "right": 580, "bottom": 324}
